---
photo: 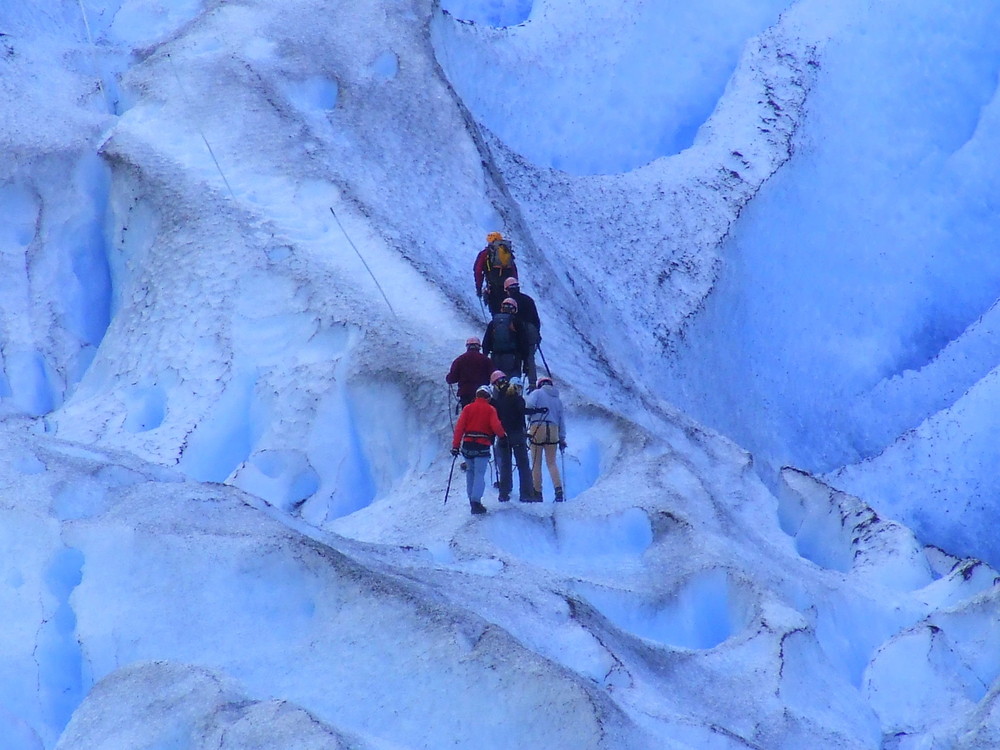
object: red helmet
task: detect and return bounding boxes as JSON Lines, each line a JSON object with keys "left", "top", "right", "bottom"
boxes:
{"left": 503, "top": 277, "right": 520, "bottom": 291}
{"left": 501, "top": 297, "right": 518, "bottom": 312}
{"left": 490, "top": 370, "right": 507, "bottom": 385}
{"left": 466, "top": 337, "right": 481, "bottom": 348}
{"left": 536, "top": 376, "right": 553, "bottom": 388}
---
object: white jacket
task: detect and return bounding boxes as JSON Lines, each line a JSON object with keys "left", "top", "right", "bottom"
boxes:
{"left": 524, "top": 384, "right": 565, "bottom": 439}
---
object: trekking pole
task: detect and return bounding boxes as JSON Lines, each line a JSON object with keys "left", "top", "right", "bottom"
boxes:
{"left": 478, "top": 293, "right": 490, "bottom": 324}
{"left": 537, "top": 343, "right": 553, "bottom": 378}
{"left": 444, "top": 451, "right": 459, "bottom": 504}
{"left": 490, "top": 447, "right": 499, "bottom": 489}
{"left": 560, "top": 444, "right": 567, "bottom": 496}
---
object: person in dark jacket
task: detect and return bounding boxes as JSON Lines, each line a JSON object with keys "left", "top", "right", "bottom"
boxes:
{"left": 503, "top": 277, "right": 541, "bottom": 388}
{"left": 446, "top": 337, "right": 494, "bottom": 409}
{"left": 489, "top": 370, "right": 538, "bottom": 503}
{"left": 482, "top": 298, "right": 530, "bottom": 379}
{"left": 452, "top": 385, "right": 506, "bottom": 515}
{"left": 474, "top": 232, "right": 519, "bottom": 315}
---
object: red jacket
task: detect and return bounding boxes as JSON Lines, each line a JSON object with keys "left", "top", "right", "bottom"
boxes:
{"left": 453, "top": 397, "right": 506, "bottom": 449}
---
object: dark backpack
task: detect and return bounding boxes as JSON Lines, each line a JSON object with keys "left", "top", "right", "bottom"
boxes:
{"left": 491, "top": 312, "right": 518, "bottom": 355}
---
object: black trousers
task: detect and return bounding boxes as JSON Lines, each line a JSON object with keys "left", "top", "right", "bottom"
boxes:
{"left": 496, "top": 434, "right": 532, "bottom": 497}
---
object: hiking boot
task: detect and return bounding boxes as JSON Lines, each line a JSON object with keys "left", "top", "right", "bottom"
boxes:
{"left": 554, "top": 487, "right": 565, "bottom": 502}
{"left": 470, "top": 501, "right": 487, "bottom": 515}
{"left": 520, "top": 491, "right": 543, "bottom": 503}
{"left": 498, "top": 494, "right": 510, "bottom": 502}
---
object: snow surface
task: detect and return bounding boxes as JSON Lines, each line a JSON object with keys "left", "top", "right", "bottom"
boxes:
{"left": 1, "top": 0, "right": 999, "bottom": 747}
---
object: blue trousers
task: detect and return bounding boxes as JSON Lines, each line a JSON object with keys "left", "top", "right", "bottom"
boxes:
{"left": 465, "top": 453, "right": 490, "bottom": 503}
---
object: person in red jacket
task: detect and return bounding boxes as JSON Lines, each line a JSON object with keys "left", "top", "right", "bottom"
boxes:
{"left": 446, "top": 337, "right": 494, "bottom": 410}
{"left": 452, "top": 385, "right": 506, "bottom": 515}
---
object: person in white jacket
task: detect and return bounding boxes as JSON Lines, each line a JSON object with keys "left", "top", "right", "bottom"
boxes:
{"left": 523, "top": 376, "right": 566, "bottom": 501}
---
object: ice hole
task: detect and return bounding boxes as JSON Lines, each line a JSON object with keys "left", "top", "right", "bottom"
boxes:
{"left": 12, "top": 450, "right": 46, "bottom": 475}
{"left": 283, "top": 76, "right": 338, "bottom": 111}
{"left": 372, "top": 51, "right": 399, "bottom": 81}
{"left": 123, "top": 384, "right": 166, "bottom": 432}
{"left": 561, "top": 436, "right": 601, "bottom": 500}
{"left": 38, "top": 547, "right": 85, "bottom": 733}
{"left": 484, "top": 507, "right": 652, "bottom": 564}
{"left": 233, "top": 449, "right": 321, "bottom": 512}
{"left": 108, "top": 0, "right": 204, "bottom": 50}
{"left": 52, "top": 480, "right": 108, "bottom": 521}
{"left": 440, "top": 0, "right": 533, "bottom": 26}
{"left": 59, "top": 154, "right": 112, "bottom": 348}
{"left": 579, "top": 569, "right": 755, "bottom": 650}
{"left": 178, "top": 372, "right": 261, "bottom": 483}
{"left": 5, "top": 351, "right": 59, "bottom": 416}
{"left": 0, "top": 182, "right": 38, "bottom": 247}
{"left": 545, "top": 414, "right": 615, "bottom": 500}
{"left": 266, "top": 245, "right": 292, "bottom": 262}
{"left": 294, "top": 382, "right": 380, "bottom": 522}
{"left": 778, "top": 469, "right": 854, "bottom": 572}
{"left": 44, "top": 547, "right": 84, "bottom": 602}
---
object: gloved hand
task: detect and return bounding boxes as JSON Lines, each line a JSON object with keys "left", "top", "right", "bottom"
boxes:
{"left": 559, "top": 440, "right": 567, "bottom": 451}
{"left": 451, "top": 447, "right": 460, "bottom": 457}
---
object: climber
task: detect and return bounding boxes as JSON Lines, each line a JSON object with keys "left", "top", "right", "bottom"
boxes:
{"left": 489, "top": 370, "right": 537, "bottom": 503}
{"left": 446, "top": 336, "right": 494, "bottom": 410}
{"left": 503, "top": 277, "right": 540, "bottom": 388}
{"left": 474, "top": 232, "right": 519, "bottom": 315}
{"left": 524, "top": 376, "right": 566, "bottom": 502}
{"left": 482, "top": 297, "right": 530, "bottom": 380}
{"left": 452, "top": 385, "right": 506, "bottom": 515}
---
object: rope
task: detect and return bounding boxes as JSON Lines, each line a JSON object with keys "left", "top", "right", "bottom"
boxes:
{"left": 329, "top": 207, "right": 397, "bottom": 319}
{"left": 447, "top": 384, "right": 456, "bottom": 431}
{"left": 76, "top": 0, "right": 113, "bottom": 113}
{"left": 165, "top": 52, "right": 238, "bottom": 202}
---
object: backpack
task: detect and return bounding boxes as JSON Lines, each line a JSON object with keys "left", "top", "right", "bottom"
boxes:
{"left": 486, "top": 239, "right": 514, "bottom": 273}
{"left": 491, "top": 312, "right": 518, "bottom": 355}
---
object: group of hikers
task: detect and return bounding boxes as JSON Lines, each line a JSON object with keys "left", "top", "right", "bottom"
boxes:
{"left": 446, "top": 232, "right": 566, "bottom": 515}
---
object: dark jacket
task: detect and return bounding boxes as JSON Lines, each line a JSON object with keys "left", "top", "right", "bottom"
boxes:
{"left": 493, "top": 385, "right": 527, "bottom": 437}
{"left": 482, "top": 313, "right": 529, "bottom": 360}
{"left": 509, "top": 289, "right": 540, "bottom": 333}
{"left": 446, "top": 350, "right": 494, "bottom": 402}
